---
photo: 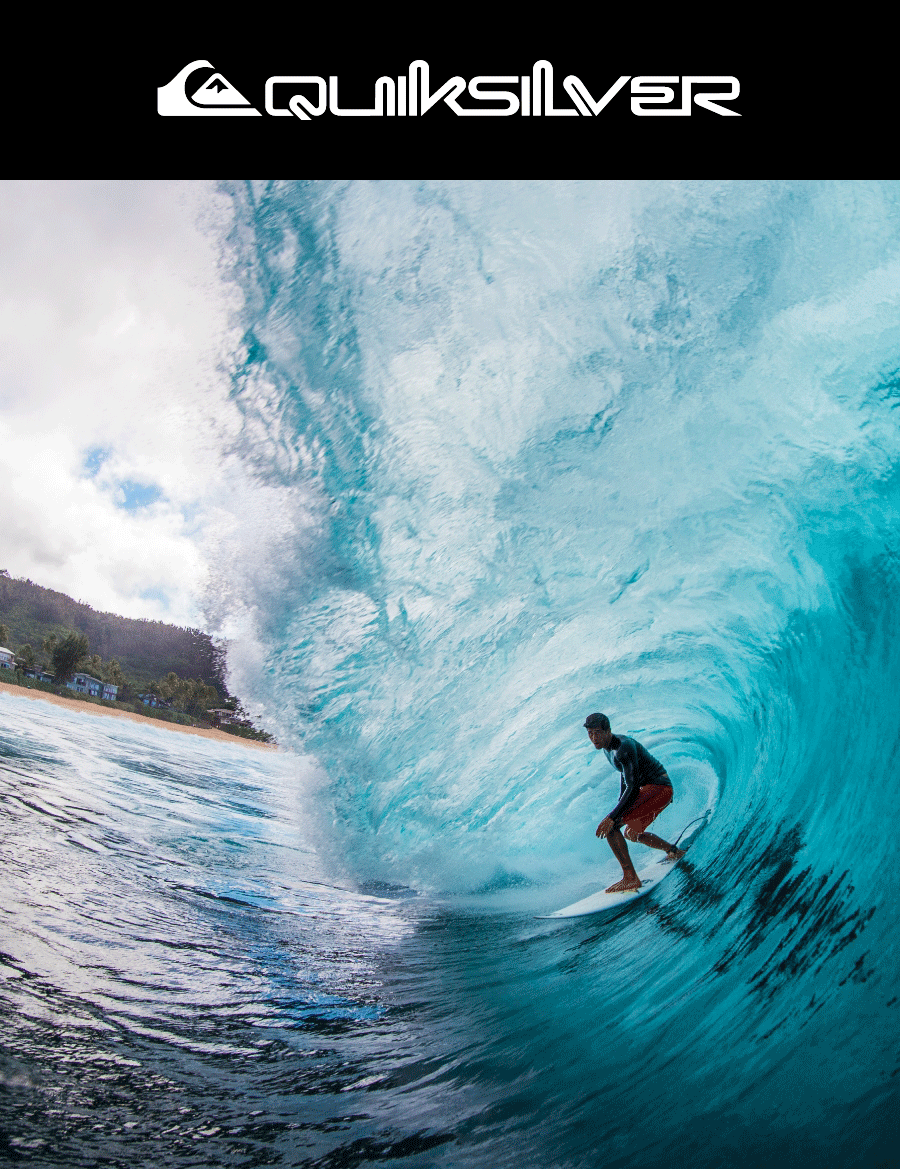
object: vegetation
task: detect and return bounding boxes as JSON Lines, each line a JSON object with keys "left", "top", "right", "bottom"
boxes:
{"left": 0, "top": 571, "right": 274, "bottom": 743}
{"left": 149, "top": 672, "right": 220, "bottom": 718}
{"left": 51, "top": 631, "right": 90, "bottom": 683}
{"left": 0, "top": 571, "right": 227, "bottom": 693}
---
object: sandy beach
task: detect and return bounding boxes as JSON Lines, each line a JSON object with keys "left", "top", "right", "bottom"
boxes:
{"left": 0, "top": 677, "right": 278, "bottom": 751}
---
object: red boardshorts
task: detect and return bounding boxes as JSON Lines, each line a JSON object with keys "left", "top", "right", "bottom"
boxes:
{"left": 619, "top": 784, "right": 673, "bottom": 834}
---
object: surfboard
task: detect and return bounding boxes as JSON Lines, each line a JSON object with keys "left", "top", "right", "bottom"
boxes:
{"left": 538, "top": 853, "right": 683, "bottom": 919}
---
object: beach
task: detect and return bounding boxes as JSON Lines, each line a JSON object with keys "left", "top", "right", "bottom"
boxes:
{"left": 0, "top": 676, "right": 278, "bottom": 750}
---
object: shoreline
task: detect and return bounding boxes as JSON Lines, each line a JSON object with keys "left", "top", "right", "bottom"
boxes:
{"left": 0, "top": 677, "right": 279, "bottom": 751}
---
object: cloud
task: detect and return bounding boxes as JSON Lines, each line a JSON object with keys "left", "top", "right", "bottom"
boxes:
{"left": 0, "top": 180, "right": 242, "bottom": 626}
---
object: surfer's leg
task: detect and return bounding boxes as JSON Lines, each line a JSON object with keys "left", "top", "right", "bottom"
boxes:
{"left": 622, "top": 788, "right": 682, "bottom": 860}
{"left": 631, "top": 830, "right": 685, "bottom": 860}
{"left": 605, "top": 827, "right": 642, "bottom": 893}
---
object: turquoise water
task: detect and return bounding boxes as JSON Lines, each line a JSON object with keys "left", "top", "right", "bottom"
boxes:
{"left": 3, "top": 180, "right": 900, "bottom": 1167}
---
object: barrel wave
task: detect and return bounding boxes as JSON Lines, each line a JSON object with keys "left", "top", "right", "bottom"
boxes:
{"left": 213, "top": 180, "right": 900, "bottom": 1164}
{"left": 3, "top": 181, "right": 899, "bottom": 1167}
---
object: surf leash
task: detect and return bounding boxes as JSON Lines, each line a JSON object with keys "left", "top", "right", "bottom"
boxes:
{"left": 672, "top": 810, "right": 710, "bottom": 848}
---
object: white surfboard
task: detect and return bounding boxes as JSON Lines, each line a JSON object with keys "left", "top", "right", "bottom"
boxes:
{"left": 539, "top": 854, "right": 682, "bottom": 919}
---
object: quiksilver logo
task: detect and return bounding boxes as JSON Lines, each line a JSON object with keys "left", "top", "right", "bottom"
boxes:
{"left": 158, "top": 61, "right": 262, "bottom": 116}
{"left": 158, "top": 61, "right": 740, "bottom": 118}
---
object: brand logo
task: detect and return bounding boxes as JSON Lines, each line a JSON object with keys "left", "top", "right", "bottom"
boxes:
{"left": 159, "top": 61, "right": 739, "bottom": 119}
{"left": 158, "top": 60, "right": 262, "bottom": 116}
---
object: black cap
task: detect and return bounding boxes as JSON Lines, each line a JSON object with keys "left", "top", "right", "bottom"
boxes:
{"left": 583, "top": 712, "right": 610, "bottom": 730}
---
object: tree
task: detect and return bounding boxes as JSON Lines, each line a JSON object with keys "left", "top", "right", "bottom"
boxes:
{"left": 41, "top": 634, "right": 58, "bottom": 666}
{"left": 17, "top": 644, "right": 35, "bottom": 670}
{"left": 103, "top": 659, "right": 125, "bottom": 688}
{"left": 183, "top": 680, "right": 218, "bottom": 718}
{"left": 51, "top": 632, "right": 89, "bottom": 684}
{"left": 0, "top": 623, "right": 9, "bottom": 646}
{"left": 149, "top": 671, "right": 219, "bottom": 718}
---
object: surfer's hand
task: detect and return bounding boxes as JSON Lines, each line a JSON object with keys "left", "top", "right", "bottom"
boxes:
{"left": 596, "top": 817, "right": 613, "bottom": 839}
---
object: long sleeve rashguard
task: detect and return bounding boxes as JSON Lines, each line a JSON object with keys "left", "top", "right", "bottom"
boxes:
{"left": 603, "top": 735, "right": 671, "bottom": 824}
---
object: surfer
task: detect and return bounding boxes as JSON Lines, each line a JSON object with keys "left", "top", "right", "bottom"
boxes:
{"left": 584, "top": 713, "right": 685, "bottom": 893}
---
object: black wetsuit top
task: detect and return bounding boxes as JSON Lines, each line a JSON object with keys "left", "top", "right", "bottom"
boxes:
{"left": 603, "top": 735, "right": 671, "bottom": 825}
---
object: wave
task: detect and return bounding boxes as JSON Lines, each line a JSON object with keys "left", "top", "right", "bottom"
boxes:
{"left": 211, "top": 180, "right": 900, "bottom": 903}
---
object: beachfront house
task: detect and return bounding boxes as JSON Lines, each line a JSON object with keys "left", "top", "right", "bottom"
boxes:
{"left": 66, "top": 672, "right": 102, "bottom": 697}
{"left": 66, "top": 672, "right": 118, "bottom": 701}
{"left": 207, "top": 708, "right": 240, "bottom": 727}
{"left": 137, "top": 693, "right": 167, "bottom": 708}
{"left": 0, "top": 647, "right": 15, "bottom": 670}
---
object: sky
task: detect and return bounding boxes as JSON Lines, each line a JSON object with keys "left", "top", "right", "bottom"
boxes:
{"left": 0, "top": 180, "right": 247, "bottom": 629}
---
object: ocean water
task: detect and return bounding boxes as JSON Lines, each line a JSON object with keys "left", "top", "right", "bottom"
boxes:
{"left": 3, "top": 179, "right": 900, "bottom": 1167}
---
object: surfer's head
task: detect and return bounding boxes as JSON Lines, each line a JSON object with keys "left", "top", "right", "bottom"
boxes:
{"left": 584, "top": 712, "right": 612, "bottom": 749}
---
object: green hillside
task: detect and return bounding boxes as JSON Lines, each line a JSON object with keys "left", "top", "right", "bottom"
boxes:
{"left": 0, "top": 571, "right": 229, "bottom": 697}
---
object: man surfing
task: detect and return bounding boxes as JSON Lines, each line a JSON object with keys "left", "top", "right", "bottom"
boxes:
{"left": 584, "top": 712, "right": 685, "bottom": 893}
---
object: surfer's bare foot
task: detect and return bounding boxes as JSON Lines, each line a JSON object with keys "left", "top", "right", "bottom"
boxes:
{"left": 663, "top": 847, "right": 686, "bottom": 864}
{"left": 605, "top": 876, "right": 642, "bottom": 893}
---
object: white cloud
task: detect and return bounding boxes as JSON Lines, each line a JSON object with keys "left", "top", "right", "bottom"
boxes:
{"left": 0, "top": 180, "right": 242, "bottom": 626}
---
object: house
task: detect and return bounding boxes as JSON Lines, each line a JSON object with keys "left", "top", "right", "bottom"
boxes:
{"left": 63, "top": 672, "right": 118, "bottom": 700}
{"left": 66, "top": 672, "right": 104, "bottom": 698}
{"left": 137, "top": 693, "right": 168, "bottom": 708}
{"left": 0, "top": 646, "right": 15, "bottom": 670}
{"left": 23, "top": 665, "right": 55, "bottom": 683}
{"left": 64, "top": 672, "right": 119, "bottom": 700}
{"left": 207, "top": 708, "right": 240, "bottom": 727}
